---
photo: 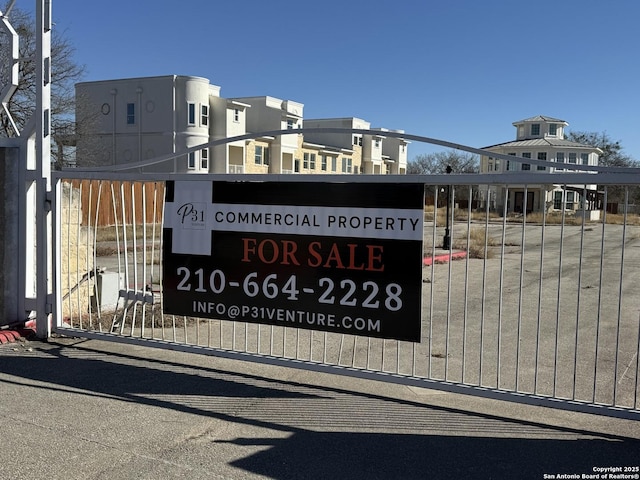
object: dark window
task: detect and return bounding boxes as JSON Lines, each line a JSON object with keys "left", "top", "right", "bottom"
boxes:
{"left": 126, "top": 103, "right": 135, "bottom": 124}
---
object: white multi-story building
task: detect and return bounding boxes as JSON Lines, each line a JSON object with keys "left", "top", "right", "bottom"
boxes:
{"left": 75, "top": 75, "right": 409, "bottom": 175}
{"left": 75, "top": 75, "right": 227, "bottom": 173}
{"left": 302, "top": 118, "right": 408, "bottom": 175}
{"left": 480, "top": 115, "right": 601, "bottom": 214}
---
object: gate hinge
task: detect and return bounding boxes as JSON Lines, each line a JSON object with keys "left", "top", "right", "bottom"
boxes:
{"left": 44, "top": 191, "right": 54, "bottom": 212}
{"left": 46, "top": 294, "right": 54, "bottom": 314}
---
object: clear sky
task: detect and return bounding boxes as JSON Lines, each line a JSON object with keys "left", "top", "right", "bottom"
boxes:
{"left": 20, "top": 0, "right": 640, "bottom": 161}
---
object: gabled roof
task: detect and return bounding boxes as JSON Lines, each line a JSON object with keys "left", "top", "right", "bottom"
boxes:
{"left": 483, "top": 137, "right": 602, "bottom": 152}
{"left": 513, "top": 115, "right": 567, "bottom": 125}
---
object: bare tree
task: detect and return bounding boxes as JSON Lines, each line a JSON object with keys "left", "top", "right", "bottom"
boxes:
{"left": 0, "top": 4, "right": 85, "bottom": 168}
{"left": 407, "top": 150, "right": 479, "bottom": 175}
{"left": 407, "top": 150, "right": 479, "bottom": 206}
{"left": 566, "top": 130, "right": 640, "bottom": 206}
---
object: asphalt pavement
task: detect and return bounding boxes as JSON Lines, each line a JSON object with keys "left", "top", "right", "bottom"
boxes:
{"left": 1, "top": 335, "right": 639, "bottom": 480}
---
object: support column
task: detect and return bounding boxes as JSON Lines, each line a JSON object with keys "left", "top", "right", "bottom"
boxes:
{"left": 0, "top": 146, "right": 21, "bottom": 326}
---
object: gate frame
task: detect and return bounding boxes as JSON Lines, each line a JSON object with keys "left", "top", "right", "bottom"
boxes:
{"left": 52, "top": 163, "right": 640, "bottom": 421}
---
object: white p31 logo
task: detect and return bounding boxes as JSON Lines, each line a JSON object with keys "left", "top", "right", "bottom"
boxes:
{"left": 177, "top": 202, "right": 206, "bottom": 229}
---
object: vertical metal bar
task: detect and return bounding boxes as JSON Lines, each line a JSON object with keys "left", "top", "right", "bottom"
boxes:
{"left": 76, "top": 182, "right": 82, "bottom": 328}
{"left": 141, "top": 183, "right": 147, "bottom": 338}
{"left": 592, "top": 188, "right": 608, "bottom": 403}
{"left": 323, "top": 331, "right": 328, "bottom": 364}
{"left": 93, "top": 182, "right": 103, "bottom": 323}
{"left": 338, "top": 334, "right": 345, "bottom": 366}
{"left": 572, "top": 187, "right": 588, "bottom": 400}
{"left": 159, "top": 183, "right": 166, "bottom": 341}
{"left": 515, "top": 185, "right": 527, "bottom": 392}
{"left": 461, "top": 186, "right": 472, "bottom": 383}
{"left": 497, "top": 187, "right": 508, "bottom": 388}
{"left": 444, "top": 186, "right": 454, "bottom": 380}
{"left": 86, "top": 181, "right": 93, "bottom": 328}
{"left": 534, "top": 189, "right": 547, "bottom": 394}
{"left": 552, "top": 186, "right": 567, "bottom": 398}
{"left": 150, "top": 182, "right": 158, "bottom": 339}
{"left": 109, "top": 182, "right": 122, "bottom": 333}
{"left": 252, "top": 320, "right": 262, "bottom": 353}
{"left": 52, "top": 177, "right": 62, "bottom": 331}
{"left": 66, "top": 182, "right": 72, "bottom": 326}
{"left": 479, "top": 187, "right": 490, "bottom": 386}
{"left": 270, "top": 325, "right": 274, "bottom": 356}
{"left": 634, "top": 311, "right": 640, "bottom": 409}
{"left": 34, "top": 0, "right": 52, "bottom": 339}
{"left": 354, "top": 337, "right": 358, "bottom": 368}
{"left": 130, "top": 183, "right": 139, "bottom": 335}
{"left": 428, "top": 187, "right": 438, "bottom": 378}
{"left": 613, "top": 188, "right": 629, "bottom": 406}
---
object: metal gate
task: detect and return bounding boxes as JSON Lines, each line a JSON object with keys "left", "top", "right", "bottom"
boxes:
{"left": 51, "top": 168, "right": 640, "bottom": 420}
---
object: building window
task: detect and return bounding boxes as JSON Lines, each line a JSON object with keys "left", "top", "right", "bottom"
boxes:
{"left": 581, "top": 153, "right": 589, "bottom": 165}
{"left": 331, "top": 156, "right": 337, "bottom": 172}
{"left": 342, "top": 157, "right": 352, "bottom": 173}
{"left": 321, "top": 155, "right": 328, "bottom": 171}
{"left": 287, "top": 119, "right": 295, "bottom": 129}
{"left": 303, "top": 153, "right": 309, "bottom": 169}
{"left": 521, "top": 152, "right": 531, "bottom": 170}
{"left": 294, "top": 159, "right": 300, "bottom": 172}
{"left": 309, "top": 153, "right": 316, "bottom": 169}
{"left": 531, "top": 124, "right": 540, "bottom": 136}
{"left": 126, "top": 103, "right": 135, "bottom": 125}
{"left": 554, "top": 191, "right": 563, "bottom": 210}
{"left": 568, "top": 153, "right": 577, "bottom": 164}
{"left": 201, "top": 104, "right": 209, "bottom": 126}
{"left": 537, "top": 152, "right": 546, "bottom": 170}
{"left": 234, "top": 109, "right": 240, "bottom": 122}
{"left": 566, "top": 191, "right": 575, "bottom": 205}
{"left": 187, "top": 102, "right": 196, "bottom": 126}
{"left": 188, "top": 152, "right": 196, "bottom": 169}
{"left": 255, "top": 146, "right": 270, "bottom": 165}
{"left": 556, "top": 152, "right": 564, "bottom": 163}
{"left": 548, "top": 123, "right": 557, "bottom": 136}
{"left": 201, "top": 149, "right": 209, "bottom": 170}
{"left": 374, "top": 139, "right": 380, "bottom": 148}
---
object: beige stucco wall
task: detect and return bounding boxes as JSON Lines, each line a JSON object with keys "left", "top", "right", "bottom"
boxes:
{"left": 60, "top": 183, "right": 94, "bottom": 322}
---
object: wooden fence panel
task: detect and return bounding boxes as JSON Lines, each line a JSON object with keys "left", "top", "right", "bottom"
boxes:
{"left": 66, "top": 180, "right": 165, "bottom": 227}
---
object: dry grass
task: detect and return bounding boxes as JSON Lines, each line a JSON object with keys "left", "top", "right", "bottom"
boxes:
{"left": 425, "top": 206, "right": 640, "bottom": 226}
{"left": 452, "top": 227, "right": 499, "bottom": 259}
{"left": 425, "top": 207, "right": 500, "bottom": 224}
{"left": 94, "top": 224, "right": 160, "bottom": 242}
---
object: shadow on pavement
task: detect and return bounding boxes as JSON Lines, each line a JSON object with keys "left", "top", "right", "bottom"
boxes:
{"left": 1, "top": 339, "right": 638, "bottom": 479}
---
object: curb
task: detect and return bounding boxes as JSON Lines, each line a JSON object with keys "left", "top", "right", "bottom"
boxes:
{"left": 423, "top": 251, "right": 467, "bottom": 266}
{"left": 0, "top": 324, "right": 36, "bottom": 344}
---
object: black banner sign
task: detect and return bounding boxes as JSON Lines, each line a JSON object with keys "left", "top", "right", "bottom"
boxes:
{"left": 162, "top": 181, "right": 424, "bottom": 342}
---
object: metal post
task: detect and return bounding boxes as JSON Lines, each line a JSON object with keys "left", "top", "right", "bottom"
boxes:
{"left": 442, "top": 165, "right": 452, "bottom": 250}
